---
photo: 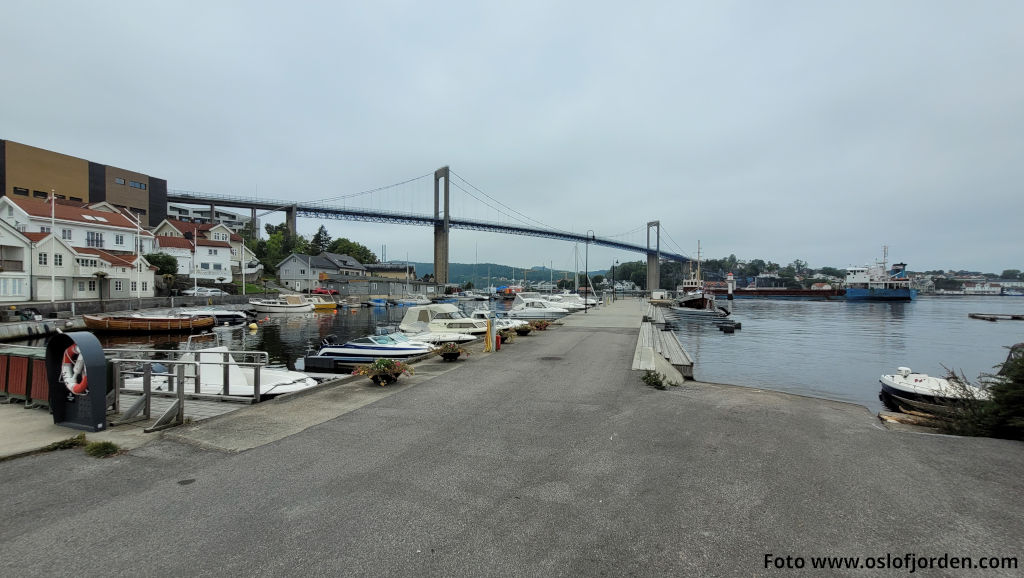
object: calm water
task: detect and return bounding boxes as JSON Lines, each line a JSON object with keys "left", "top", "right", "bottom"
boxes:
{"left": 671, "top": 296, "right": 1024, "bottom": 411}
{"left": 15, "top": 296, "right": 1023, "bottom": 411}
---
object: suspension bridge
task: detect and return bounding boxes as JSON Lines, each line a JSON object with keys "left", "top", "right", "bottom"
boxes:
{"left": 167, "top": 167, "right": 689, "bottom": 287}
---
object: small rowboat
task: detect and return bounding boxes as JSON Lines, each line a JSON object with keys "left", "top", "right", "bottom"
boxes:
{"left": 83, "top": 314, "right": 216, "bottom": 332}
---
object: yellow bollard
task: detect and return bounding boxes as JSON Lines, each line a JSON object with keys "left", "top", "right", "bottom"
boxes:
{"left": 483, "top": 319, "right": 493, "bottom": 352}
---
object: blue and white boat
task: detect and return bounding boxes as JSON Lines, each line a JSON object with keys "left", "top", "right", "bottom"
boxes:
{"left": 303, "top": 332, "right": 436, "bottom": 372}
{"left": 845, "top": 250, "right": 917, "bottom": 302}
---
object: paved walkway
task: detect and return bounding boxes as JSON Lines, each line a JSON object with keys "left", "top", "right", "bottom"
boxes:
{"left": 1, "top": 300, "right": 1022, "bottom": 576}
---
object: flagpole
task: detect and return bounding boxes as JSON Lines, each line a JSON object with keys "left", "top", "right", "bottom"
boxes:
{"left": 50, "top": 189, "right": 55, "bottom": 304}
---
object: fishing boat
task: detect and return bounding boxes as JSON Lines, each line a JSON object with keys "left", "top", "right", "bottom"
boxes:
{"left": 672, "top": 243, "right": 731, "bottom": 318}
{"left": 845, "top": 247, "right": 917, "bottom": 301}
{"left": 399, "top": 303, "right": 489, "bottom": 335}
{"left": 83, "top": 314, "right": 215, "bottom": 332}
{"left": 303, "top": 333, "right": 436, "bottom": 372}
{"left": 248, "top": 295, "right": 315, "bottom": 313}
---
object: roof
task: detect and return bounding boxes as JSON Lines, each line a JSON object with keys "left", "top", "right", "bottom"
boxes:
{"left": 73, "top": 247, "right": 148, "bottom": 268}
{"left": 6, "top": 196, "right": 140, "bottom": 230}
{"left": 22, "top": 232, "right": 49, "bottom": 242}
{"left": 155, "top": 235, "right": 194, "bottom": 250}
{"left": 318, "top": 252, "right": 366, "bottom": 270}
{"left": 196, "top": 239, "right": 232, "bottom": 248}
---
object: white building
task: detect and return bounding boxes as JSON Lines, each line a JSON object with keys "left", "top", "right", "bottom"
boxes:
{"left": 0, "top": 196, "right": 157, "bottom": 301}
{"left": 153, "top": 219, "right": 261, "bottom": 282}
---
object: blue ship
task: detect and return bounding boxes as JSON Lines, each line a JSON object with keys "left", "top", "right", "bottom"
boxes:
{"left": 845, "top": 256, "right": 916, "bottom": 302}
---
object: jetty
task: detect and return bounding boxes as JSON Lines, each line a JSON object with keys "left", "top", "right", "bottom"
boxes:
{"left": 969, "top": 312, "right": 1024, "bottom": 322}
{"left": 1, "top": 298, "right": 1022, "bottom": 576}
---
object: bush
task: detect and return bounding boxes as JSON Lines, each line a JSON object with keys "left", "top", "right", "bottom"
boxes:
{"left": 43, "top": 433, "right": 87, "bottom": 452}
{"left": 84, "top": 441, "right": 121, "bottom": 458}
{"left": 642, "top": 371, "right": 667, "bottom": 390}
{"left": 939, "top": 344, "right": 1024, "bottom": 440}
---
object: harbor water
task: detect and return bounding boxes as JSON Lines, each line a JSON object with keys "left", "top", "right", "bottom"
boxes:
{"left": 671, "top": 295, "right": 1024, "bottom": 412}
{"left": 12, "top": 296, "right": 1023, "bottom": 413}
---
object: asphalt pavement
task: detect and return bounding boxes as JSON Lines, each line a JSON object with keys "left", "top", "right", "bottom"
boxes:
{"left": 1, "top": 299, "right": 1022, "bottom": 576}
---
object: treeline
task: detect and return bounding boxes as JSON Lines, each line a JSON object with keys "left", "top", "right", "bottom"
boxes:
{"left": 245, "top": 224, "right": 379, "bottom": 274}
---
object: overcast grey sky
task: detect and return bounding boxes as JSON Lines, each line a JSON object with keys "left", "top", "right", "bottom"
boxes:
{"left": 3, "top": 1, "right": 1022, "bottom": 274}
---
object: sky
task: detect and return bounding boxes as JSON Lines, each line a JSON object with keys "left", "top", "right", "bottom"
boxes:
{"left": 3, "top": 1, "right": 1022, "bottom": 275}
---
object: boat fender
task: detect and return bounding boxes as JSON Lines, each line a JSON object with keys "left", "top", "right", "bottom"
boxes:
{"left": 61, "top": 345, "right": 88, "bottom": 395}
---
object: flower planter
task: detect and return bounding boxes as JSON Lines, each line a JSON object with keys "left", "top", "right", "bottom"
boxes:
{"left": 370, "top": 374, "right": 400, "bottom": 386}
{"left": 515, "top": 328, "right": 532, "bottom": 336}
{"left": 440, "top": 352, "right": 462, "bottom": 362}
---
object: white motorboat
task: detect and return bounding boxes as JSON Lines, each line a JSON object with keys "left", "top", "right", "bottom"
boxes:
{"left": 469, "top": 309, "right": 529, "bottom": 330}
{"left": 544, "top": 294, "right": 586, "bottom": 311}
{"left": 176, "top": 307, "right": 251, "bottom": 325}
{"left": 405, "top": 332, "right": 477, "bottom": 344}
{"left": 123, "top": 346, "right": 317, "bottom": 397}
{"left": 457, "top": 291, "right": 489, "bottom": 301}
{"left": 398, "top": 294, "right": 431, "bottom": 305}
{"left": 303, "top": 332, "right": 436, "bottom": 372}
{"left": 399, "top": 303, "right": 489, "bottom": 335}
{"left": 249, "top": 295, "right": 315, "bottom": 313}
{"left": 506, "top": 297, "right": 570, "bottom": 320}
{"left": 880, "top": 366, "right": 991, "bottom": 413}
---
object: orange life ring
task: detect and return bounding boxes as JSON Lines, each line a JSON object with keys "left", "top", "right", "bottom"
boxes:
{"left": 61, "top": 344, "right": 88, "bottom": 395}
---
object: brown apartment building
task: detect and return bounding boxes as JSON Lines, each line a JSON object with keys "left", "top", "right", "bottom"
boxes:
{"left": 0, "top": 140, "right": 167, "bottom": 227}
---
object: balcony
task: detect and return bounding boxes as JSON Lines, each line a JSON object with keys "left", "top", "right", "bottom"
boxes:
{"left": 0, "top": 259, "right": 24, "bottom": 273}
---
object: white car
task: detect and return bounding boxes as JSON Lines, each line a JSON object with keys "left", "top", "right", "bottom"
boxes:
{"left": 183, "top": 287, "right": 230, "bottom": 296}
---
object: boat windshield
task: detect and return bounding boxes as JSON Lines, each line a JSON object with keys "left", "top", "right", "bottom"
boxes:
{"left": 434, "top": 311, "right": 467, "bottom": 319}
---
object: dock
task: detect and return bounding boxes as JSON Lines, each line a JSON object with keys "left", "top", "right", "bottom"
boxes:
{"left": 969, "top": 312, "right": 1024, "bottom": 322}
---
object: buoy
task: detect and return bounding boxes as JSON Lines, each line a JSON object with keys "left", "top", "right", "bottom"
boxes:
{"left": 60, "top": 345, "right": 88, "bottom": 394}
{"left": 248, "top": 322, "right": 258, "bottom": 330}
{"left": 264, "top": 316, "right": 270, "bottom": 321}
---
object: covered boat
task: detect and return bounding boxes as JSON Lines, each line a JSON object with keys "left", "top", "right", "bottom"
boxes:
{"left": 83, "top": 314, "right": 215, "bottom": 332}
{"left": 176, "top": 307, "right": 251, "bottom": 325}
{"left": 399, "top": 303, "right": 488, "bottom": 335}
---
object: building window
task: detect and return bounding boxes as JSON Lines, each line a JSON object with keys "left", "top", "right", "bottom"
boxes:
{"left": 114, "top": 281, "right": 123, "bottom": 292}
{"left": 86, "top": 231, "right": 104, "bottom": 248}
{"left": 54, "top": 254, "right": 63, "bottom": 267}
{"left": 142, "top": 282, "right": 148, "bottom": 291}
{"left": 38, "top": 253, "right": 48, "bottom": 265}
{"left": 115, "top": 234, "right": 125, "bottom": 246}
{"left": 88, "top": 280, "right": 96, "bottom": 292}
{"left": 12, "top": 187, "right": 29, "bottom": 196}
{"left": 213, "top": 263, "right": 222, "bottom": 270}
{"left": 62, "top": 228, "right": 72, "bottom": 240}
{"left": 78, "top": 282, "right": 85, "bottom": 292}
{"left": 40, "top": 226, "right": 50, "bottom": 233}
{"left": 115, "top": 177, "right": 125, "bottom": 185}
{"left": 300, "top": 269, "right": 306, "bottom": 275}
{"left": 33, "top": 190, "right": 48, "bottom": 199}
{"left": 131, "top": 281, "right": 137, "bottom": 292}
{"left": 129, "top": 180, "right": 147, "bottom": 190}
{"left": 231, "top": 248, "right": 238, "bottom": 256}
{"left": 201, "top": 263, "right": 210, "bottom": 270}
{"left": 70, "top": 197, "right": 82, "bottom": 202}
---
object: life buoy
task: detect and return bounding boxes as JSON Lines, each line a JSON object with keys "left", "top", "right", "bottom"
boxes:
{"left": 61, "top": 344, "right": 88, "bottom": 395}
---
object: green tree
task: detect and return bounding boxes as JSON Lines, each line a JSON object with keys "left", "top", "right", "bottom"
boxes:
{"left": 310, "top": 225, "right": 332, "bottom": 255}
{"left": 1001, "top": 269, "right": 1021, "bottom": 280}
{"left": 144, "top": 253, "right": 178, "bottom": 276}
{"left": 326, "top": 238, "right": 378, "bottom": 265}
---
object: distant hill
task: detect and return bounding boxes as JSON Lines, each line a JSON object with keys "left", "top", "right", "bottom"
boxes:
{"left": 408, "top": 262, "right": 607, "bottom": 285}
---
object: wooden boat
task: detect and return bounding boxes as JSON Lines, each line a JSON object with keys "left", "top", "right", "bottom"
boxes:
{"left": 83, "top": 314, "right": 215, "bottom": 332}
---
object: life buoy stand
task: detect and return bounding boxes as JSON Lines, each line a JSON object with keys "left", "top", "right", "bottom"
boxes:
{"left": 61, "top": 344, "right": 88, "bottom": 395}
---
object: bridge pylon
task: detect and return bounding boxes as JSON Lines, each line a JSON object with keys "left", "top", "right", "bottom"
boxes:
{"left": 433, "top": 166, "right": 450, "bottom": 284}
{"left": 647, "top": 221, "right": 661, "bottom": 295}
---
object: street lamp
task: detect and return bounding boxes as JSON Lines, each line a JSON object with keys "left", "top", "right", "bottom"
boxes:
{"left": 585, "top": 230, "right": 594, "bottom": 313}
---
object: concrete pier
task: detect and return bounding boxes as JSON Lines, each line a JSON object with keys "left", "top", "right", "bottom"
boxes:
{"left": 1, "top": 299, "right": 1021, "bottom": 576}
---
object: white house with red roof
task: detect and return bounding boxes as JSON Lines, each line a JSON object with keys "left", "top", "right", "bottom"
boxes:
{"left": 152, "top": 218, "right": 260, "bottom": 282}
{"left": 0, "top": 196, "right": 157, "bottom": 301}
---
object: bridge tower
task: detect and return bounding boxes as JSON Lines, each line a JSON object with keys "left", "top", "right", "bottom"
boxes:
{"left": 646, "top": 220, "right": 660, "bottom": 295}
{"left": 433, "top": 166, "right": 450, "bottom": 284}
